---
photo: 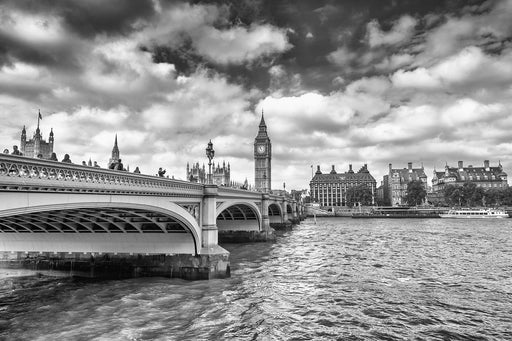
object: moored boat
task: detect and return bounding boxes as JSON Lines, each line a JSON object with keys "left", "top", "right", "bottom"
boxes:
{"left": 439, "top": 208, "right": 509, "bottom": 218}
{"left": 351, "top": 207, "right": 445, "bottom": 218}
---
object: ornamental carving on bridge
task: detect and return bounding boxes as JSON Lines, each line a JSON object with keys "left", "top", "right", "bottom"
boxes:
{"left": 0, "top": 155, "right": 203, "bottom": 197}
{"left": 179, "top": 204, "right": 200, "bottom": 224}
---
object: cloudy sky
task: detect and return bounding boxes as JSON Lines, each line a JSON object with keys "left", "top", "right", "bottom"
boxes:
{"left": 1, "top": 0, "right": 512, "bottom": 190}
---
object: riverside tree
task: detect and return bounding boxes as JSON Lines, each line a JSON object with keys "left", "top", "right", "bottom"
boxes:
{"left": 346, "top": 184, "right": 373, "bottom": 206}
{"left": 405, "top": 180, "right": 427, "bottom": 206}
{"left": 444, "top": 182, "right": 497, "bottom": 207}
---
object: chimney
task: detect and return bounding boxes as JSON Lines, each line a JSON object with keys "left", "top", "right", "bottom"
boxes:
{"left": 316, "top": 165, "right": 322, "bottom": 175}
{"left": 389, "top": 163, "right": 392, "bottom": 174}
{"left": 458, "top": 161, "right": 463, "bottom": 170}
{"left": 484, "top": 160, "right": 490, "bottom": 170}
{"left": 330, "top": 165, "right": 336, "bottom": 174}
{"left": 408, "top": 162, "right": 412, "bottom": 170}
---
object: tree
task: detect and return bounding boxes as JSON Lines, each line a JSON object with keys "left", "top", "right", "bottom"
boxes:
{"left": 405, "top": 180, "right": 427, "bottom": 206}
{"left": 444, "top": 182, "right": 488, "bottom": 207}
{"left": 346, "top": 184, "right": 373, "bottom": 206}
{"left": 470, "top": 187, "right": 485, "bottom": 207}
{"left": 501, "top": 187, "right": 512, "bottom": 206}
{"left": 485, "top": 188, "right": 502, "bottom": 206}
{"left": 444, "top": 184, "right": 463, "bottom": 206}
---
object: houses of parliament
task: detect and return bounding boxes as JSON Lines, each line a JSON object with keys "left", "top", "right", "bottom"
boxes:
{"left": 19, "top": 114, "right": 54, "bottom": 159}
{"left": 12, "top": 112, "right": 274, "bottom": 193}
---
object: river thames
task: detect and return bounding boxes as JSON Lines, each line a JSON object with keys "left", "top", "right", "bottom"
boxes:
{"left": 1, "top": 217, "right": 511, "bottom": 340}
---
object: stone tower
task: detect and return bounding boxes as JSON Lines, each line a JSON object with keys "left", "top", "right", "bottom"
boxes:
{"left": 19, "top": 111, "right": 54, "bottom": 159}
{"left": 108, "top": 134, "right": 120, "bottom": 168}
{"left": 20, "top": 125, "right": 26, "bottom": 152}
{"left": 49, "top": 128, "right": 54, "bottom": 152}
{"left": 254, "top": 111, "right": 271, "bottom": 192}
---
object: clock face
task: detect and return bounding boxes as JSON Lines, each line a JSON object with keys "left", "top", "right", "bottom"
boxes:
{"left": 257, "top": 144, "right": 266, "bottom": 154}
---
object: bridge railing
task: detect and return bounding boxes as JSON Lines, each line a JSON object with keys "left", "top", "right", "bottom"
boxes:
{"left": 217, "top": 186, "right": 263, "bottom": 199}
{"left": 217, "top": 187, "right": 291, "bottom": 202}
{"left": 0, "top": 154, "right": 204, "bottom": 197}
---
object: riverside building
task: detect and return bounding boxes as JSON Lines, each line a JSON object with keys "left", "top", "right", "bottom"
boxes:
{"left": 431, "top": 160, "right": 507, "bottom": 193}
{"left": 387, "top": 162, "right": 428, "bottom": 206}
{"left": 310, "top": 164, "right": 377, "bottom": 208}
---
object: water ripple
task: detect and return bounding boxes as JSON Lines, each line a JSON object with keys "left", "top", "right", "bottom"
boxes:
{"left": 1, "top": 218, "right": 512, "bottom": 340}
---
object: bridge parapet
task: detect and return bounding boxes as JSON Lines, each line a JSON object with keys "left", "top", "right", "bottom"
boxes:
{"left": 217, "top": 186, "right": 263, "bottom": 199}
{"left": 0, "top": 155, "right": 204, "bottom": 197}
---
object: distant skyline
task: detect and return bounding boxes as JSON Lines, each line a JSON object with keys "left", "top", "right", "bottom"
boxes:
{"left": 1, "top": 0, "right": 512, "bottom": 189}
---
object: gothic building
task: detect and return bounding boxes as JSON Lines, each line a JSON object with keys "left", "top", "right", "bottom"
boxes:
{"left": 108, "top": 135, "right": 122, "bottom": 169}
{"left": 310, "top": 164, "right": 377, "bottom": 208}
{"left": 187, "top": 161, "right": 231, "bottom": 186}
{"left": 20, "top": 115, "right": 54, "bottom": 159}
{"left": 254, "top": 113, "right": 271, "bottom": 192}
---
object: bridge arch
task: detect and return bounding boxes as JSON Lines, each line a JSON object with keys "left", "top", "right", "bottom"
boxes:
{"left": 0, "top": 201, "right": 201, "bottom": 255}
{"left": 216, "top": 201, "right": 262, "bottom": 232}
{"left": 268, "top": 202, "right": 283, "bottom": 224}
{"left": 286, "top": 204, "right": 293, "bottom": 214}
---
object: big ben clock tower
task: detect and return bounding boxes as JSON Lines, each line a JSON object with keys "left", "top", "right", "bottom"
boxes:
{"left": 254, "top": 112, "right": 272, "bottom": 192}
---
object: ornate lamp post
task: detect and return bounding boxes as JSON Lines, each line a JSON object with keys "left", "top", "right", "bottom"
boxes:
{"left": 205, "top": 140, "right": 215, "bottom": 184}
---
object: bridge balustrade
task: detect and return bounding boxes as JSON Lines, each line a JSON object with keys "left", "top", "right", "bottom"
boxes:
{"left": 0, "top": 155, "right": 204, "bottom": 197}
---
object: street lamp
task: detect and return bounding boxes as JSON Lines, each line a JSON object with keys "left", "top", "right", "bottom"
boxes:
{"left": 205, "top": 140, "right": 215, "bottom": 184}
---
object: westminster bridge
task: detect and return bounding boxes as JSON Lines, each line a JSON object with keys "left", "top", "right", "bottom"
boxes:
{"left": 0, "top": 154, "right": 303, "bottom": 280}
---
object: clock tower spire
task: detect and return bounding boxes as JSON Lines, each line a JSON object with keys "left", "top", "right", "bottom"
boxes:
{"left": 254, "top": 110, "right": 271, "bottom": 192}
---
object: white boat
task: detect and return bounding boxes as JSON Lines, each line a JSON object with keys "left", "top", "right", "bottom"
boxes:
{"left": 440, "top": 208, "right": 509, "bottom": 218}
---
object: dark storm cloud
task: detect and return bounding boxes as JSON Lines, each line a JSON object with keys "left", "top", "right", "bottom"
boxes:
{"left": 191, "top": 0, "right": 264, "bottom": 27}
{"left": 166, "top": 0, "right": 491, "bottom": 94}
{"left": 2, "top": 0, "right": 156, "bottom": 37}
{"left": 148, "top": 42, "right": 205, "bottom": 76}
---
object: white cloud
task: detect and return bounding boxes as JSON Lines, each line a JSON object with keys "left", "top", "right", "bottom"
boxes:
{"left": 327, "top": 46, "right": 357, "bottom": 66}
{"left": 417, "top": 0, "right": 512, "bottom": 65}
{"left": 139, "top": 3, "right": 291, "bottom": 64}
{"left": 0, "top": 9, "right": 66, "bottom": 45}
{"left": 375, "top": 54, "right": 414, "bottom": 71}
{"left": 366, "top": 15, "right": 417, "bottom": 47}
{"left": 194, "top": 24, "right": 291, "bottom": 64}
{"left": 441, "top": 98, "right": 504, "bottom": 126}
{"left": 345, "top": 76, "right": 391, "bottom": 96}
{"left": 392, "top": 46, "right": 512, "bottom": 92}
{"left": 391, "top": 67, "right": 441, "bottom": 89}
{"left": 83, "top": 38, "right": 175, "bottom": 94}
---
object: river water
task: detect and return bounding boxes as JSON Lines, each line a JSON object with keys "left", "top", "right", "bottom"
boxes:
{"left": 1, "top": 217, "right": 511, "bottom": 340}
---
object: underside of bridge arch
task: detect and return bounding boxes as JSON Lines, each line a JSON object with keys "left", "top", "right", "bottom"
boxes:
{"left": 216, "top": 204, "right": 260, "bottom": 232}
{"left": 0, "top": 206, "right": 197, "bottom": 255}
{"left": 268, "top": 203, "right": 282, "bottom": 224}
